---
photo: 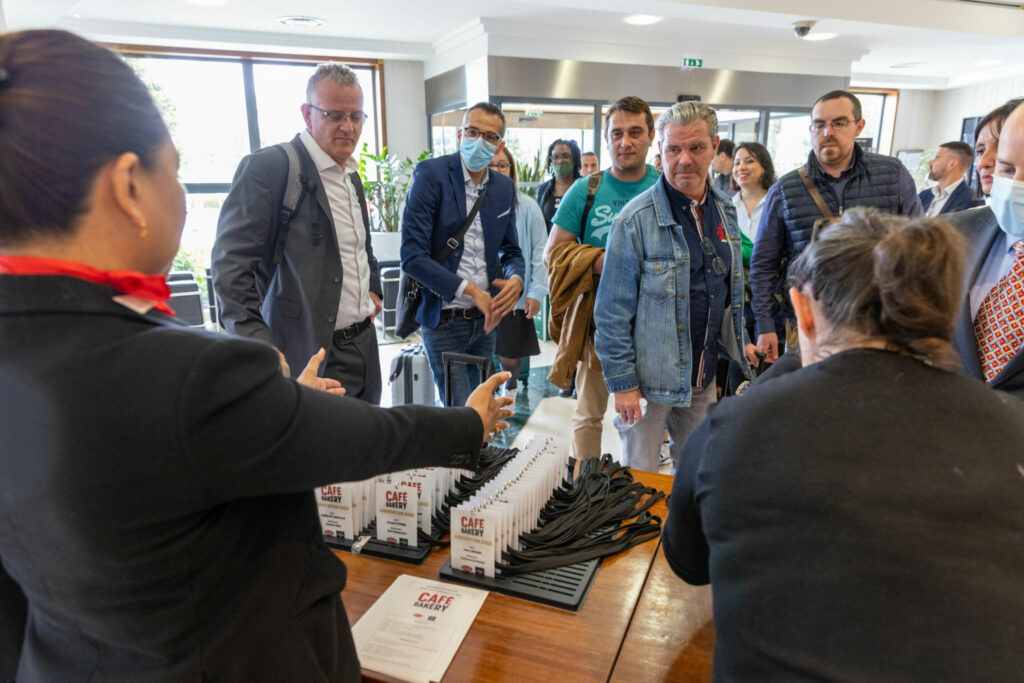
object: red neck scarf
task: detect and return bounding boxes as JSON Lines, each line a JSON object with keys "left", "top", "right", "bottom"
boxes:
{"left": 0, "top": 255, "right": 175, "bottom": 316}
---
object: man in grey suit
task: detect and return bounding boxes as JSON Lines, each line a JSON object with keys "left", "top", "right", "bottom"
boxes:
{"left": 212, "top": 63, "right": 384, "bottom": 403}
{"left": 945, "top": 101, "right": 1024, "bottom": 399}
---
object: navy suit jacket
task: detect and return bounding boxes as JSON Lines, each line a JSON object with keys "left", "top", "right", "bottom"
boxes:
{"left": 400, "top": 152, "right": 525, "bottom": 329}
{"left": 918, "top": 180, "right": 981, "bottom": 215}
{"left": 944, "top": 206, "right": 1024, "bottom": 399}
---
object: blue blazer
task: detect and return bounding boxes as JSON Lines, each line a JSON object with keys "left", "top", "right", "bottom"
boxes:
{"left": 400, "top": 152, "right": 525, "bottom": 329}
{"left": 918, "top": 180, "right": 982, "bottom": 215}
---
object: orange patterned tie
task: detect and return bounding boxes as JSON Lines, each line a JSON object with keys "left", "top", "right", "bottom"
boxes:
{"left": 974, "top": 240, "right": 1024, "bottom": 382}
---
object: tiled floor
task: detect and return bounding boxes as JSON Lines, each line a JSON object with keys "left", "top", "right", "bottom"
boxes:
{"left": 375, "top": 322, "right": 672, "bottom": 474}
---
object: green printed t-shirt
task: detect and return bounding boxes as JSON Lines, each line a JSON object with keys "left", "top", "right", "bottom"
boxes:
{"left": 550, "top": 165, "right": 660, "bottom": 247}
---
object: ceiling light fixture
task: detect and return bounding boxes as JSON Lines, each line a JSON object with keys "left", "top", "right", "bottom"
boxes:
{"left": 277, "top": 15, "right": 327, "bottom": 28}
{"left": 890, "top": 62, "right": 926, "bottom": 69}
{"left": 624, "top": 14, "right": 663, "bottom": 26}
{"left": 972, "top": 59, "right": 1003, "bottom": 67}
{"left": 803, "top": 32, "right": 838, "bottom": 41}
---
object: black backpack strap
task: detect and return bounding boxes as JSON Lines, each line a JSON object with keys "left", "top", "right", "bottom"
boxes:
{"left": 578, "top": 171, "right": 604, "bottom": 242}
{"left": 349, "top": 171, "right": 371, "bottom": 233}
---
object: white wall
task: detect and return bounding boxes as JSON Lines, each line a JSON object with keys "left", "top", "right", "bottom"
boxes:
{"left": 928, "top": 75, "right": 1024, "bottom": 145}
{"left": 381, "top": 59, "right": 428, "bottom": 160}
{"left": 890, "top": 89, "right": 937, "bottom": 154}
{"left": 0, "top": 0, "right": 7, "bottom": 32}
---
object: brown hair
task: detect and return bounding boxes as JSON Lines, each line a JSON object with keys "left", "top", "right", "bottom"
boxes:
{"left": 497, "top": 146, "right": 519, "bottom": 208}
{"left": 939, "top": 140, "right": 974, "bottom": 167}
{"left": 732, "top": 141, "right": 777, "bottom": 192}
{"left": 605, "top": 96, "right": 654, "bottom": 134}
{"left": 977, "top": 97, "right": 1024, "bottom": 147}
{"left": 787, "top": 208, "right": 965, "bottom": 371}
{"left": 0, "top": 30, "right": 169, "bottom": 247}
{"left": 813, "top": 90, "right": 863, "bottom": 122}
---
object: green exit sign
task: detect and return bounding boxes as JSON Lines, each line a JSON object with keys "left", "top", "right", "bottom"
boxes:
{"left": 681, "top": 58, "right": 703, "bottom": 69}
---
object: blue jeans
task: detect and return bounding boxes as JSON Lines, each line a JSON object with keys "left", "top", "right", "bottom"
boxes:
{"left": 421, "top": 316, "right": 495, "bottom": 407}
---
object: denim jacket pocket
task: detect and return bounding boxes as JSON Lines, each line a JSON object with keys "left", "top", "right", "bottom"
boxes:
{"left": 640, "top": 259, "right": 675, "bottom": 303}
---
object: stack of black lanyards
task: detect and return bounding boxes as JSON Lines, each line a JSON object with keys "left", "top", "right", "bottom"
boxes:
{"left": 497, "top": 454, "right": 665, "bottom": 575}
{"left": 418, "top": 445, "right": 518, "bottom": 546}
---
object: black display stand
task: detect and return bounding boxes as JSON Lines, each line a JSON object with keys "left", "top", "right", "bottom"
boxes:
{"left": 437, "top": 557, "right": 601, "bottom": 612}
{"left": 326, "top": 521, "right": 435, "bottom": 565}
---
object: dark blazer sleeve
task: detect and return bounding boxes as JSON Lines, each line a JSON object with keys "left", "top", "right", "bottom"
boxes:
{"left": 178, "top": 335, "right": 483, "bottom": 502}
{"left": 400, "top": 159, "right": 465, "bottom": 300}
{"left": 662, "top": 416, "right": 712, "bottom": 586}
{"left": 211, "top": 150, "right": 284, "bottom": 346}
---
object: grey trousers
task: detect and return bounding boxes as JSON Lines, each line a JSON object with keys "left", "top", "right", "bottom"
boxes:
{"left": 324, "top": 322, "right": 382, "bottom": 405}
{"left": 613, "top": 383, "right": 717, "bottom": 473}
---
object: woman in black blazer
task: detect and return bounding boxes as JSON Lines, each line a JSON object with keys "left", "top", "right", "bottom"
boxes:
{"left": 664, "top": 208, "right": 1024, "bottom": 681}
{"left": 0, "top": 30, "right": 511, "bottom": 682}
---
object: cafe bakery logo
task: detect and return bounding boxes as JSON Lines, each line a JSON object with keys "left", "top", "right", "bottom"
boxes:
{"left": 319, "top": 485, "right": 346, "bottom": 503}
{"left": 384, "top": 490, "right": 409, "bottom": 510}
{"left": 459, "top": 516, "right": 484, "bottom": 537}
{"left": 412, "top": 591, "right": 455, "bottom": 613}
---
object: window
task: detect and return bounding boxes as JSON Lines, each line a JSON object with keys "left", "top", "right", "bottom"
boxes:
{"left": 766, "top": 112, "right": 812, "bottom": 176}
{"left": 122, "top": 48, "right": 382, "bottom": 306}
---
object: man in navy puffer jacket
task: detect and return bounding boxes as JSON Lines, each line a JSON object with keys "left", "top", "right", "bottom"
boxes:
{"left": 749, "top": 90, "right": 922, "bottom": 362}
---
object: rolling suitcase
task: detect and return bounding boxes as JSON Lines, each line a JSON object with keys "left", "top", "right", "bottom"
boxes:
{"left": 442, "top": 352, "right": 491, "bottom": 407}
{"left": 389, "top": 343, "right": 436, "bottom": 406}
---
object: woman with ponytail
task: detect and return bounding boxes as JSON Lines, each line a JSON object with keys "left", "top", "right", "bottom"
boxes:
{"left": 663, "top": 207, "right": 1024, "bottom": 681}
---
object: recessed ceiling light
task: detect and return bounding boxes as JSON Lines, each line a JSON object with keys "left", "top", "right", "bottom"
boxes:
{"left": 185, "top": 0, "right": 228, "bottom": 6}
{"left": 973, "top": 59, "right": 1003, "bottom": 67}
{"left": 277, "top": 15, "right": 327, "bottom": 28}
{"left": 802, "top": 32, "right": 838, "bottom": 41}
{"left": 624, "top": 14, "right": 663, "bottom": 26}
{"left": 890, "top": 62, "right": 926, "bottom": 69}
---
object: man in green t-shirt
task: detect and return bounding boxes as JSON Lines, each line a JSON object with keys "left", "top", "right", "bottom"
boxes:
{"left": 543, "top": 95, "right": 659, "bottom": 461}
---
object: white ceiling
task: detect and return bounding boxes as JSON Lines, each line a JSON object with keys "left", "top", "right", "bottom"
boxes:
{"left": 5, "top": 0, "right": 1024, "bottom": 89}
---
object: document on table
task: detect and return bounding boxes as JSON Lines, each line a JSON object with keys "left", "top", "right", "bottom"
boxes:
{"left": 351, "top": 574, "right": 489, "bottom": 683}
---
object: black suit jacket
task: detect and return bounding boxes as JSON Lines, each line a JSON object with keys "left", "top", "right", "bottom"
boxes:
{"left": 918, "top": 180, "right": 982, "bottom": 215}
{"left": 0, "top": 274, "right": 481, "bottom": 682}
{"left": 212, "top": 134, "right": 382, "bottom": 378}
{"left": 944, "top": 206, "right": 1024, "bottom": 398}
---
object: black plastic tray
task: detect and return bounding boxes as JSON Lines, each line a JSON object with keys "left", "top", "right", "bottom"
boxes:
{"left": 326, "top": 521, "right": 435, "bottom": 565}
{"left": 437, "top": 556, "right": 601, "bottom": 611}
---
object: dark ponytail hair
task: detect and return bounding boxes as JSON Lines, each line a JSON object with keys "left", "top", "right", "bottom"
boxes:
{"left": 787, "top": 208, "right": 965, "bottom": 371}
{"left": 0, "top": 30, "right": 169, "bottom": 247}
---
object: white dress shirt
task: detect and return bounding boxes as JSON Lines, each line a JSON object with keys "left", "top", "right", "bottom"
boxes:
{"left": 299, "top": 129, "right": 374, "bottom": 329}
{"left": 446, "top": 163, "right": 492, "bottom": 309}
{"left": 925, "top": 177, "right": 964, "bottom": 218}
{"left": 731, "top": 190, "right": 766, "bottom": 242}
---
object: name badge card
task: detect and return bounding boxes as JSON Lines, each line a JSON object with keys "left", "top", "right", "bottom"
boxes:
{"left": 316, "top": 482, "right": 355, "bottom": 541}
{"left": 451, "top": 504, "right": 496, "bottom": 577}
{"left": 376, "top": 474, "right": 418, "bottom": 548}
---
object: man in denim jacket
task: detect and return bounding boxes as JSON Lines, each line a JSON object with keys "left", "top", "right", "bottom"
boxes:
{"left": 594, "top": 102, "right": 758, "bottom": 472}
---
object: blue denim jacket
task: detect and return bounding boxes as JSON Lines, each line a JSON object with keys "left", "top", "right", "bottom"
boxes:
{"left": 594, "top": 179, "right": 752, "bottom": 406}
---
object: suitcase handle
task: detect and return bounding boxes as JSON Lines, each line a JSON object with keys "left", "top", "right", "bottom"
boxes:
{"left": 441, "top": 352, "right": 491, "bottom": 407}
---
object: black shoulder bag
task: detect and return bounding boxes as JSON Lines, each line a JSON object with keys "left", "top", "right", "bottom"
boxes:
{"left": 395, "top": 185, "right": 489, "bottom": 339}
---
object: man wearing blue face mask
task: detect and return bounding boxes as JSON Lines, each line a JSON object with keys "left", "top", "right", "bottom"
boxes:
{"left": 401, "top": 102, "right": 525, "bottom": 406}
{"left": 946, "top": 100, "right": 1024, "bottom": 399}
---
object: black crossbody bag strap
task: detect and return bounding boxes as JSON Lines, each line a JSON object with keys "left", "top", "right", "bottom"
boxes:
{"left": 432, "top": 183, "right": 488, "bottom": 263}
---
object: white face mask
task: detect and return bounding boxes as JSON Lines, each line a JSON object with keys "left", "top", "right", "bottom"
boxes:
{"left": 989, "top": 175, "right": 1024, "bottom": 238}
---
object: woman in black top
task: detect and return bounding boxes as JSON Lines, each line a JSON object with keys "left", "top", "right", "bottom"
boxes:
{"left": 664, "top": 208, "right": 1024, "bottom": 681}
{"left": 534, "top": 139, "right": 581, "bottom": 232}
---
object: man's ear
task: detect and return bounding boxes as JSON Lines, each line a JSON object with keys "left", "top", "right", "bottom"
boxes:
{"left": 108, "top": 152, "right": 147, "bottom": 229}
{"left": 789, "top": 286, "right": 816, "bottom": 338}
{"left": 300, "top": 103, "right": 314, "bottom": 132}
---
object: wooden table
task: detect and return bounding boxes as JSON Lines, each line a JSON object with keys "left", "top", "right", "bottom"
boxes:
{"left": 338, "top": 470, "right": 674, "bottom": 682}
{"left": 608, "top": 546, "right": 715, "bottom": 682}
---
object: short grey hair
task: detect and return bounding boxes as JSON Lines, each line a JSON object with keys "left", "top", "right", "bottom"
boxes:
{"left": 655, "top": 101, "right": 718, "bottom": 143}
{"left": 306, "top": 62, "right": 361, "bottom": 103}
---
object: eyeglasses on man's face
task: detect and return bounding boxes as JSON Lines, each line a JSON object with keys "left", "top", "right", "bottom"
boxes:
{"left": 463, "top": 125, "right": 503, "bottom": 146}
{"left": 809, "top": 118, "right": 856, "bottom": 134}
{"left": 488, "top": 161, "right": 511, "bottom": 171}
{"left": 309, "top": 103, "right": 368, "bottom": 125}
